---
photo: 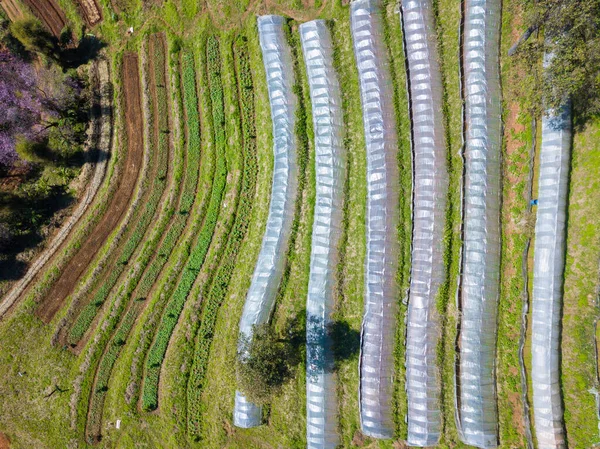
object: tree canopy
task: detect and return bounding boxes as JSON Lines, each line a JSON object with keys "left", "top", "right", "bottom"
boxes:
{"left": 518, "top": 0, "right": 600, "bottom": 123}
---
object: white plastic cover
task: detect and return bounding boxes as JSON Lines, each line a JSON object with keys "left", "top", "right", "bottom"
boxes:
{"left": 350, "top": 0, "right": 400, "bottom": 440}
{"left": 234, "top": 15, "right": 299, "bottom": 428}
{"left": 300, "top": 20, "right": 345, "bottom": 449}
{"left": 531, "top": 96, "right": 570, "bottom": 449}
{"left": 400, "top": 0, "right": 449, "bottom": 445}
{"left": 459, "top": 0, "right": 502, "bottom": 447}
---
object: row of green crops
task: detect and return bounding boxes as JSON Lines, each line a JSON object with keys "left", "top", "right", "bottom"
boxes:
{"left": 81, "top": 35, "right": 182, "bottom": 442}
{"left": 123, "top": 43, "right": 214, "bottom": 415}
{"left": 67, "top": 40, "right": 172, "bottom": 346}
{"left": 185, "top": 36, "right": 258, "bottom": 440}
{"left": 68, "top": 44, "right": 181, "bottom": 443}
{"left": 140, "top": 34, "right": 229, "bottom": 412}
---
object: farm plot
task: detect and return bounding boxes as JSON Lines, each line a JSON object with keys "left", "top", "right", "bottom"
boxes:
{"left": 186, "top": 35, "right": 258, "bottom": 439}
{"left": 73, "top": 33, "right": 180, "bottom": 443}
{"left": 35, "top": 53, "right": 145, "bottom": 324}
{"left": 196, "top": 17, "right": 314, "bottom": 449}
{"left": 62, "top": 36, "right": 172, "bottom": 349}
{"left": 140, "top": 34, "right": 229, "bottom": 413}
{"left": 21, "top": 0, "right": 66, "bottom": 37}
{"left": 0, "top": 0, "right": 24, "bottom": 21}
{"left": 75, "top": 0, "right": 102, "bottom": 26}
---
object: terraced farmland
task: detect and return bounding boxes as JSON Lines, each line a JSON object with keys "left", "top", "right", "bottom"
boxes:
{"left": 0, "top": 0, "right": 599, "bottom": 448}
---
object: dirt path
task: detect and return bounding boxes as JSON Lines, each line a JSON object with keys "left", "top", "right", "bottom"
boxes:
{"left": 21, "top": 0, "right": 66, "bottom": 37}
{"left": 0, "top": 60, "right": 112, "bottom": 321}
{"left": 75, "top": 0, "right": 102, "bottom": 26}
{"left": 35, "top": 53, "right": 144, "bottom": 323}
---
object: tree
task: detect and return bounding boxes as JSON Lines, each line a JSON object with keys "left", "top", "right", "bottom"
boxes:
{"left": 0, "top": 48, "right": 42, "bottom": 165}
{"left": 236, "top": 323, "right": 299, "bottom": 405}
{"left": 516, "top": 0, "right": 600, "bottom": 123}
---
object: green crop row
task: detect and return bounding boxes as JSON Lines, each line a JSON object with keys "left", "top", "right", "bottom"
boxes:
{"left": 185, "top": 36, "right": 258, "bottom": 440}
{"left": 67, "top": 39, "right": 172, "bottom": 346}
{"left": 140, "top": 35, "right": 228, "bottom": 412}
{"left": 122, "top": 45, "right": 211, "bottom": 414}
{"left": 81, "top": 35, "right": 180, "bottom": 443}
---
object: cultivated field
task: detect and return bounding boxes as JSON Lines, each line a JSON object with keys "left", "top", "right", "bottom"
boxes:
{"left": 0, "top": 0, "right": 598, "bottom": 448}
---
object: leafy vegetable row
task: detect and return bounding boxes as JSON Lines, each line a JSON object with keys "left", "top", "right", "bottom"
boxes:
{"left": 140, "top": 35, "right": 228, "bottom": 412}
{"left": 186, "top": 36, "right": 258, "bottom": 439}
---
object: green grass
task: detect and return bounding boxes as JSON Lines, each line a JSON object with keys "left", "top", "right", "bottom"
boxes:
{"left": 141, "top": 34, "right": 228, "bottom": 412}
{"left": 562, "top": 118, "right": 600, "bottom": 448}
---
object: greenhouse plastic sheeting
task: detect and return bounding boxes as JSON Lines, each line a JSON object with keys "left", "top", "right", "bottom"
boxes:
{"left": 350, "top": 0, "right": 400, "bottom": 440}
{"left": 400, "top": 0, "right": 449, "bottom": 446}
{"left": 459, "top": 0, "right": 502, "bottom": 447}
{"left": 531, "top": 98, "right": 570, "bottom": 449}
{"left": 233, "top": 15, "right": 298, "bottom": 429}
{"left": 300, "top": 20, "right": 345, "bottom": 449}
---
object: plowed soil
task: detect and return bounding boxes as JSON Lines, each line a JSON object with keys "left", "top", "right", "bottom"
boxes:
{"left": 36, "top": 53, "right": 144, "bottom": 323}
{"left": 21, "top": 0, "right": 66, "bottom": 37}
{"left": 0, "top": 0, "right": 24, "bottom": 21}
{"left": 76, "top": 0, "right": 102, "bottom": 26}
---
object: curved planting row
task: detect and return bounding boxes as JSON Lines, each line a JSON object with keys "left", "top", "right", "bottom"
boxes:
{"left": 65, "top": 38, "right": 173, "bottom": 348}
{"left": 0, "top": 59, "right": 112, "bottom": 319}
{"left": 233, "top": 15, "right": 298, "bottom": 428}
{"left": 122, "top": 46, "right": 210, "bottom": 414}
{"left": 140, "top": 35, "right": 228, "bottom": 412}
{"left": 458, "top": 0, "right": 502, "bottom": 447}
{"left": 399, "top": 0, "right": 449, "bottom": 445}
{"left": 187, "top": 35, "right": 258, "bottom": 439}
{"left": 300, "top": 19, "right": 345, "bottom": 449}
{"left": 80, "top": 34, "right": 181, "bottom": 443}
{"left": 349, "top": 0, "right": 400, "bottom": 440}
{"left": 531, "top": 96, "right": 571, "bottom": 448}
{"left": 36, "top": 53, "right": 146, "bottom": 324}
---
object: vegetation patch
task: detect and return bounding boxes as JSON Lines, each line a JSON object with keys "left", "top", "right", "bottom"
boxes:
{"left": 141, "top": 34, "right": 228, "bottom": 412}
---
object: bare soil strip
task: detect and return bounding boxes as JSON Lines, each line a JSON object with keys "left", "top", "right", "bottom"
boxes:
{"left": 0, "top": 0, "right": 24, "bottom": 21}
{"left": 0, "top": 60, "right": 112, "bottom": 320}
{"left": 75, "top": 0, "right": 102, "bottom": 26}
{"left": 35, "top": 53, "right": 144, "bottom": 323}
{"left": 21, "top": 0, "right": 66, "bottom": 37}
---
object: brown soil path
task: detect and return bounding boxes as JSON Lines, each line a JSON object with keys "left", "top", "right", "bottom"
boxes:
{"left": 36, "top": 53, "right": 144, "bottom": 323}
{"left": 76, "top": 0, "right": 102, "bottom": 26}
{"left": 22, "top": 0, "right": 66, "bottom": 37}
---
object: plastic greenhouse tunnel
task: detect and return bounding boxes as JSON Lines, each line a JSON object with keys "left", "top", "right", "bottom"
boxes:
{"left": 459, "top": 0, "right": 502, "bottom": 447}
{"left": 234, "top": 14, "right": 299, "bottom": 428}
{"left": 300, "top": 19, "right": 346, "bottom": 449}
{"left": 350, "top": 0, "right": 400, "bottom": 440}
{"left": 400, "top": 0, "right": 449, "bottom": 445}
{"left": 531, "top": 53, "right": 571, "bottom": 449}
